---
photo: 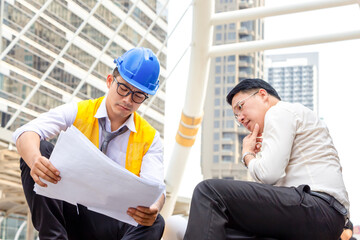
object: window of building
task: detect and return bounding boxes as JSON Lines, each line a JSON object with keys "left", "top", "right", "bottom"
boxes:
{"left": 227, "top": 55, "right": 235, "bottom": 62}
{"left": 215, "top": 66, "right": 221, "bottom": 74}
{"left": 226, "top": 120, "right": 234, "bottom": 128}
{"left": 226, "top": 109, "right": 234, "bottom": 116}
{"left": 227, "top": 76, "right": 235, "bottom": 84}
{"left": 228, "top": 32, "right": 236, "bottom": 40}
{"left": 227, "top": 87, "right": 233, "bottom": 94}
{"left": 215, "top": 76, "right": 221, "bottom": 84}
{"left": 214, "top": 132, "right": 220, "bottom": 140}
{"left": 227, "top": 64, "right": 235, "bottom": 73}
{"left": 216, "top": 33, "right": 222, "bottom": 41}
{"left": 215, "top": 87, "right": 221, "bottom": 95}
{"left": 214, "top": 98, "right": 220, "bottom": 106}
{"left": 222, "top": 144, "right": 233, "bottom": 151}
{"left": 238, "top": 134, "right": 246, "bottom": 153}
{"left": 241, "top": 21, "right": 254, "bottom": 31}
{"left": 222, "top": 156, "right": 233, "bottom": 162}
{"left": 223, "top": 132, "right": 234, "bottom": 140}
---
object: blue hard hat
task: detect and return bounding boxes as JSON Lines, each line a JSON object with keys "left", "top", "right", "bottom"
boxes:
{"left": 114, "top": 47, "right": 160, "bottom": 95}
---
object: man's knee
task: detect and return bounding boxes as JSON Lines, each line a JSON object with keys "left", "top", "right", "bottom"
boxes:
{"left": 154, "top": 214, "right": 165, "bottom": 231}
{"left": 140, "top": 214, "right": 165, "bottom": 240}
{"left": 192, "top": 179, "right": 222, "bottom": 199}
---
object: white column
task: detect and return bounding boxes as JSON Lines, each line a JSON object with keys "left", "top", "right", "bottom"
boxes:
{"left": 161, "top": 0, "right": 214, "bottom": 218}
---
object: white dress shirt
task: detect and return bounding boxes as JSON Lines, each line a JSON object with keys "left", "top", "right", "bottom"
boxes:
{"left": 13, "top": 96, "right": 164, "bottom": 186}
{"left": 248, "top": 101, "right": 349, "bottom": 213}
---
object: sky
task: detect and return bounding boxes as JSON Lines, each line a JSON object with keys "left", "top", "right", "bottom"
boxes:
{"left": 164, "top": 0, "right": 360, "bottom": 225}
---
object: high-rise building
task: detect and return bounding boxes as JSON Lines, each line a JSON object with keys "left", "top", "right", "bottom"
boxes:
{"left": 0, "top": 0, "right": 168, "bottom": 238}
{"left": 201, "top": 0, "right": 265, "bottom": 180}
{"left": 265, "top": 52, "right": 319, "bottom": 112}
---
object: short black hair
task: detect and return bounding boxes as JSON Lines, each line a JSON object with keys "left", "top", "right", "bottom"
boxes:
{"left": 113, "top": 67, "right": 120, "bottom": 78}
{"left": 226, "top": 78, "right": 281, "bottom": 105}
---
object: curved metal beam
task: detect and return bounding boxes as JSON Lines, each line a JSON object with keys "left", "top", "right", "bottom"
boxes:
{"left": 14, "top": 220, "right": 27, "bottom": 240}
{"left": 211, "top": 0, "right": 359, "bottom": 25}
{"left": 209, "top": 29, "right": 360, "bottom": 57}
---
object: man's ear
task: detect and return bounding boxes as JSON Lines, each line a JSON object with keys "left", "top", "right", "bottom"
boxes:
{"left": 258, "top": 89, "right": 270, "bottom": 104}
{"left": 106, "top": 75, "right": 113, "bottom": 88}
{"left": 258, "top": 89, "right": 268, "bottom": 97}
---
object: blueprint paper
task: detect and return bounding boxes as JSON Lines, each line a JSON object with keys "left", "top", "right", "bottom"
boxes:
{"left": 34, "top": 126, "right": 165, "bottom": 226}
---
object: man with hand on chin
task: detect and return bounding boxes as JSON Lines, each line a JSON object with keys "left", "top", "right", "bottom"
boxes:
{"left": 14, "top": 47, "right": 165, "bottom": 240}
{"left": 184, "top": 78, "right": 349, "bottom": 240}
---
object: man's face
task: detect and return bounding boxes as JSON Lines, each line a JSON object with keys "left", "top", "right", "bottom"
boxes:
{"left": 105, "top": 74, "right": 145, "bottom": 121}
{"left": 231, "top": 89, "right": 267, "bottom": 133}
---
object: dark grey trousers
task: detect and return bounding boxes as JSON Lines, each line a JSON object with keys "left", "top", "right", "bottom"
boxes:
{"left": 20, "top": 140, "right": 164, "bottom": 240}
{"left": 184, "top": 179, "right": 345, "bottom": 240}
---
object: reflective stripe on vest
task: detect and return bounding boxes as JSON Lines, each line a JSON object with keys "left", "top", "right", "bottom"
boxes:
{"left": 73, "top": 96, "right": 156, "bottom": 176}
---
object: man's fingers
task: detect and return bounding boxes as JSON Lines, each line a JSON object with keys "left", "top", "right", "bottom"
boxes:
{"left": 33, "top": 162, "right": 59, "bottom": 183}
{"left": 136, "top": 206, "right": 158, "bottom": 214}
{"left": 31, "top": 167, "right": 56, "bottom": 185}
{"left": 31, "top": 157, "right": 61, "bottom": 185}
{"left": 31, "top": 173, "right": 47, "bottom": 187}
{"left": 40, "top": 157, "right": 60, "bottom": 178}
{"left": 131, "top": 215, "right": 153, "bottom": 226}
{"left": 127, "top": 208, "right": 157, "bottom": 226}
{"left": 251, "top": 123, "right": 260, "bottom": 137}
{"left": 128, "top": 207, "right": 156, "bottom": 219}
{"left": 37, "top": 169, "right": 59, "bottom": 184}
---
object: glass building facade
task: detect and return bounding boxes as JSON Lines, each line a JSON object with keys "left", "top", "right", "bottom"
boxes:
{"left": 0, "top": 214, "right": 35, "bottom": 240}
{"left": 201, "top": 0, "right": 265, "bottom": 180}
{"left": 266, "top": 52, "right": 319, "bottom": 112}
{"left": 0, "top": 0, "right": 167, "bottom": 136}
{"left": 0, "top": 0, "right": 168, "bottom": 237}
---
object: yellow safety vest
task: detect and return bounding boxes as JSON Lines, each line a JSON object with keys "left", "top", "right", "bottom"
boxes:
{"left": 73, "top": 96, "right": 156, "bottom": 176}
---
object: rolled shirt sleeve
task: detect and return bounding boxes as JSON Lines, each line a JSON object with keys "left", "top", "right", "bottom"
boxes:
{"left": 13, "top": 102, "right": 78, "bottom": 142}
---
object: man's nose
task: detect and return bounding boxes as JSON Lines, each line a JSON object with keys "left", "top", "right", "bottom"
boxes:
{"left": 238, "top": 113, "right": 245, "bottom": 124}
{"left": 123, "top": 93, "right": 133, "bottom": 103}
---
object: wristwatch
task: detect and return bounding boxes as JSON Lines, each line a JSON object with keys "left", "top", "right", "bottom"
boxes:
{"left": 241, "top": 152, "right": 256, "bottom": 168}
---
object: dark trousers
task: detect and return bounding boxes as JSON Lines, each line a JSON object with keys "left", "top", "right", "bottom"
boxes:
{"left": 20, "top": 140, "right": 165, "bottom": 240}
{"left": 184, "top": 179, "right": 345, "bottom": 240}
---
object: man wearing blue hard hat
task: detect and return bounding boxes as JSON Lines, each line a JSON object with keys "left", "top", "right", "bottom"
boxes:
{"left": 14, "top": 47, "right": 165, "bottom": 239}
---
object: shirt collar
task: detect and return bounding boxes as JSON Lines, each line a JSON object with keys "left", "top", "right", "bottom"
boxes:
{"left": 94, "top": 95, "right": 137, "bottom": 133}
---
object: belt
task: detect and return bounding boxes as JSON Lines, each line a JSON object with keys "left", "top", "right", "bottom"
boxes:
{"left": 309, "top": 191, "right": 348, "bottom": 216}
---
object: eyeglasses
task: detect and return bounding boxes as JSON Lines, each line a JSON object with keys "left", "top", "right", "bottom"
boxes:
{"left": 233, "top": 90, "right": 259, "bottom": 125}
{"left": 113, "top": 77, "right": 148, "bottom": 104}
